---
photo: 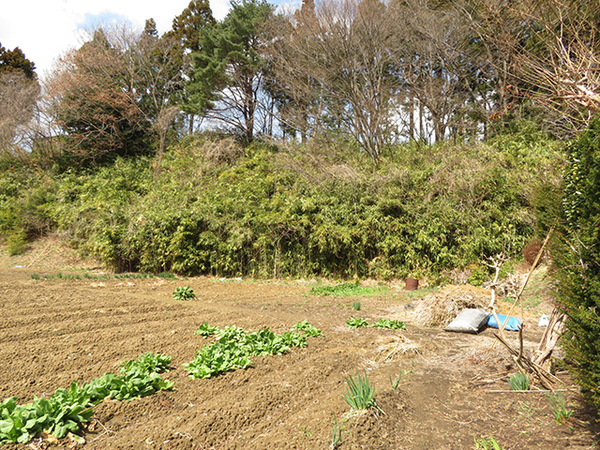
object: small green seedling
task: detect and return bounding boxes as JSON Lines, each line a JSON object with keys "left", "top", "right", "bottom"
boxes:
{"left": 389, "top": 371, "right": 402, "bottom": 390}
{"left": 330, "top": 413, "right": 341, "bottom": 449}
{"left": 351, "top": 301, "right": 361, "bottom": 311}
{"left": 173, "top": 286, "right": 196, "bottom": 301}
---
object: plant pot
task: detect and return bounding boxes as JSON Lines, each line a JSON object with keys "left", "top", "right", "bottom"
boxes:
{"left": 405, "top": 278, "right": 419, "bottom": 291}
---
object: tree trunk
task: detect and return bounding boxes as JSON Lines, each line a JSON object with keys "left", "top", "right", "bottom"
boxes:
{"left": 408, "top": 90, "right": 415, "bottom": 141}
{"left": 418, "top": 98, "right": 424, "bottom": 143}
{"left": 188, "top": 114, "right": 195, "bottom": 135}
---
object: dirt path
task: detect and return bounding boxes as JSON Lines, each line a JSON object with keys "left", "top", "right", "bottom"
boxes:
{"left": 0, "top": 241, "right": 597, "bottom": 449}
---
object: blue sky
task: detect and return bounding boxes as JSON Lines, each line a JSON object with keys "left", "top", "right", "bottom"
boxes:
{"left": 1, "top": 0, "right": 298, "bottom": 79}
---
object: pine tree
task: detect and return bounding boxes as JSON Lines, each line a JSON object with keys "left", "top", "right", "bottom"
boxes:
{"left": 188, "top": 0, "right": 273, "bottom": 141}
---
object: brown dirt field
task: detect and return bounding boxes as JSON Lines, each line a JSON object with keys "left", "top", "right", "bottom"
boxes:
{"left": 1, "top": 237, "right": 598, "bottom": 449}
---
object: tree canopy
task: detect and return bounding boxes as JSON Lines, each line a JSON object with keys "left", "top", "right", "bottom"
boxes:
{"left": 0, "top": 43, "right": 36, "bottom": 79}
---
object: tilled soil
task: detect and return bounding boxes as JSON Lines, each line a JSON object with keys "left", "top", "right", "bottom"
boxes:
{"left": 0, "top": 241, "right": 598, "bottom": 449}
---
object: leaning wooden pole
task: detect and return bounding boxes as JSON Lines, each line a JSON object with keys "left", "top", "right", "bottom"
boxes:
{"left": 499, "top": 229, "right": 553, "bottom": 334}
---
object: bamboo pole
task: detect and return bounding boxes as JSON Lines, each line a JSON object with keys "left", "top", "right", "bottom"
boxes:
{"left": 499, "top": 229, "right": 553, "bottom": 333}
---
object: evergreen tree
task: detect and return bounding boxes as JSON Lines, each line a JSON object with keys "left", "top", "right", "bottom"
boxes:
{"left": 169, "top": 0, "right": 215, "bottom": 53}
{"left": 188, "top": 0, "right": 273, "bottom": 141}
{"left": 554, "top": 117, "right": 600, "bottom": 411}
{"left": 166, "top": 0, "right": 216, "bottom": 133}
{"left": 0, "top": 43, "right": 36, "bottom": 79}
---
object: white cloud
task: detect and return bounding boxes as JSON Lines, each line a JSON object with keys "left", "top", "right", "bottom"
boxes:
{"left": 0, "top": 0, "right": 232, "bottom": 79}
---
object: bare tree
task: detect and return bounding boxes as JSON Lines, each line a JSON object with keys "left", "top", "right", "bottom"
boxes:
{"left": 126, "top": 20, "right": 185, "bottom": 174}
{"left": 45, "top": 29, "right": 146, "bottom": 164}
{"left": 270, "top": 0, "right": 403, "bottom": 165}
{"left": 45, "top": 23, "right": 186, "bottom": 167}
{"left": 466, "top": 0, "right": 600, "bottom": 134}
{"left": 0, "top": 72, "right": 40, "bottom": 157}
{"left": 392, "top": 0, "right": 483, "bottom": 143}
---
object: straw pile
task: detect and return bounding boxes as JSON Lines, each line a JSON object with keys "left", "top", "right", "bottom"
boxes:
{"left": 363, "top": 335, "right": 420, "bottom": 369}
{"left": 413, "top": 285, "right": 490, "bottom": 327}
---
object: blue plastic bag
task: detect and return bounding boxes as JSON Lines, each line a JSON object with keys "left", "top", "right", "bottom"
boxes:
{"left": 487, "top": 314, "right": 521, "bottom": 331}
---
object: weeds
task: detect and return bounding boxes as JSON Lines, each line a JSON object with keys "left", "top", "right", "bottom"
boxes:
{"left": 309, "top": 283, "right": 388, "bottom": 297}
{"left": 474, "top": 435, "right": 503, "bottom": 449}
{"left": 30, "top": 272, "right": 170, "bottom": 281}
{"left": 546, "top": 393, "right": 573, "bottom": 423}
{"left": 351, "top": 301, "right": 361, "bottom": 311}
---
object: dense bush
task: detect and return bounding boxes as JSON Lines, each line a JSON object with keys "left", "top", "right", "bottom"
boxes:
{"left": 0, "top": 159, "right": 56, "bottom": 254}
{"left": 1, "top": 135, "right": 563, "bottom": 279}
{"left": 553, "top": 117, "right": 600, "bottom": 411}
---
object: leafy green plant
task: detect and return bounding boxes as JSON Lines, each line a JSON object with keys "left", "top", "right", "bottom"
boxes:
{"left": 330, "top": 413, "right": 341, "bottom": 449}
{"left": 343, "top": 371, "right": 383, "bottom": 413}
{"left": 185, "top": 326, "right": 310, "bottom": 379}
{"left": 0, "top": 353, "right": 173, "bottom": 445}
{"left": 351, "top": 301, "right": 361, "bottom": 311}
{"left": 371, "top": 318, "right": 406, "bottom": 330}
{"left": 474, "top": 435, "right": 503, "bottom": 449}
{"left": 173, "top": 286, "right": 196, "bottom": 301}
{"left": 345, "top": 317, "right": 369, "bottom": 329}
{"left": 508, "top": 373, "right": 530, "bottom": 391}
{"left": 119, "top": 352, "right": 172, "bottom": 374}
{"left": 194, "top": 322, "right": 220, "bottom": 337}
{"left": 546, "top": 393, "right": 573, "bottom": 423}
{"left": 553, "top": 118, "right": 600, "bottom": 411}
{"left": 293, "top": 320, "right": 322, "bottom": 337}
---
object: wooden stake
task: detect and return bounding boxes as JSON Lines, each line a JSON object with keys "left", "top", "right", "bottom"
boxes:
{"left": 499, "top": 229, "right": 553, "bottom": 333}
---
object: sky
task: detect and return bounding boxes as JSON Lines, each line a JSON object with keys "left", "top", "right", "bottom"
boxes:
{"left": 1, "top": 0, "right": 294, "bottom": 80}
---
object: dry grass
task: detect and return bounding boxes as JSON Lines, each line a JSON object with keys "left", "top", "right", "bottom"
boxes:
{"left": 363, "top": 334, "right": 420, "bottom": 369}
{"left": 203, "top": 138, "right": 244, "bottom": 165}
{"left": 412, "top": 285, "right": 491, "bottom": 327}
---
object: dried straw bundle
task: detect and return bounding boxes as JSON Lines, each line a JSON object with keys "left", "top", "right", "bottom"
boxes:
{"left": 413, "top": 285, "right": 490, "bottom": 327}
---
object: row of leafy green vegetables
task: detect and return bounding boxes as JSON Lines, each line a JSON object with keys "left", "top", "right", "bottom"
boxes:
{"left": 1, "top": 318, "right": 403, "bottom": 444}
{"left": 0, "top": 352, "right": 173, "bottom": 445}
